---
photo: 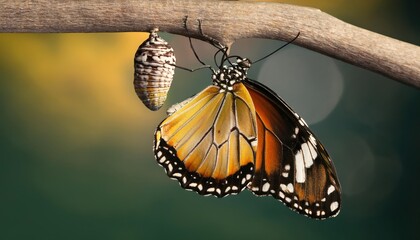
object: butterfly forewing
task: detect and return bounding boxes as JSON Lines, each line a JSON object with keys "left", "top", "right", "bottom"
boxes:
{"left": 154, "top": 83, "right": 257, "bottom": 197}
{"left": 244, "top": 79, "right": 341, "bottom": 219}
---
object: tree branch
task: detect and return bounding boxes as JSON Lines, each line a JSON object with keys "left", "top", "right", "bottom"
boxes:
{"left": 1, "top": 0, "right": 419, "bottom": 88}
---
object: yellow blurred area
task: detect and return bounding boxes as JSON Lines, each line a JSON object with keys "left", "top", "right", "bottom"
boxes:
{"left": 0, "top": 33, "right": 166, "bottom": 162}
{"left": 0, "top": 33, "right": 178, "bottom": 215}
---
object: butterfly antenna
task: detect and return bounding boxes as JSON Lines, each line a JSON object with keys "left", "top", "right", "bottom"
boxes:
{"left": 253, "top": 32, "right": 300, "bottom": 64}
{"left": 183, "top": 16, "right": 208, "bottom": 67}
{"left": 177, "top": 16, "right": 214, "bottom": 73}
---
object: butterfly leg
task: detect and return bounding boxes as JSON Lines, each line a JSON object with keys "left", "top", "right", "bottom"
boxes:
{"left": 183, "top": 16, "right": 209, "bottom": 66}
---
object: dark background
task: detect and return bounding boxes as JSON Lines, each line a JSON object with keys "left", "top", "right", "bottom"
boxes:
{"left": 0, "top": 1, "right": 419, "bottom": 239}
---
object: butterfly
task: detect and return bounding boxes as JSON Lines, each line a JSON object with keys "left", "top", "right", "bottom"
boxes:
{"left": 153, "top": 35, "right": 341, "bottom": 219}
{"left": 134, "top": 28, "right": 176, "bottom": 111}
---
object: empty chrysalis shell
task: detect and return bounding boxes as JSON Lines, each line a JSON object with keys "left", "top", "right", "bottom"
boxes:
{"left": 134, "top": 28, "right": 176, "bottom": 111}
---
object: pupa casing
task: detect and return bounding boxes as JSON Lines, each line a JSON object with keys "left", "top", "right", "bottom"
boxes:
{"left": 134, "top": 28, "right": 176, "bottom": 111}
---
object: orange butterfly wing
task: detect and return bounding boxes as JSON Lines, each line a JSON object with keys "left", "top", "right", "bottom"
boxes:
{"left": 154, "top": 83, "right": 258, "bottom": 197}
{"left": 244, "top": 79, "right": 341, "bottom": 219}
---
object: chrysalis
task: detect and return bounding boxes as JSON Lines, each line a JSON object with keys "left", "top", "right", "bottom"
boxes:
{"left": 134, "top": 28, "right": 176, "bottom": 111}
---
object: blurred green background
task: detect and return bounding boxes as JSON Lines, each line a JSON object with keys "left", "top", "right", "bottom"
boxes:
{"left": 0, "top": 1, "right": 419, "bottom": 239}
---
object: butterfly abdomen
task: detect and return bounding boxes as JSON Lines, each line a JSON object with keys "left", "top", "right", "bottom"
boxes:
{"left": 134, "top": 28, "right": 176, "bottom": 111}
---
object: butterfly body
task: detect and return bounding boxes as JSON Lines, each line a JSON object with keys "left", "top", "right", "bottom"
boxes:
{"left": 154, "top": 55, "right": 341, "bottom": 219}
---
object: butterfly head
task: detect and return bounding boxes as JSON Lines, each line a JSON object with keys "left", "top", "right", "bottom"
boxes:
{"left": 236, "top": 57, "right": 252, "bottom": 69}
{"left": 212, "top": 57, "right": 252, "bottom": 91}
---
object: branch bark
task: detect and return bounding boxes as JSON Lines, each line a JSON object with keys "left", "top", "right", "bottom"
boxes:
{"left": 1, "top": 0, "right": 419, "bottom": 88}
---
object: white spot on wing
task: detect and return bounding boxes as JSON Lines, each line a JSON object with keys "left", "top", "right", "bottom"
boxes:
{"left": 158, "top": 156, "right": 166, "bottom": 163}
{"left": 280, "top": 184, "right": 287, "bottom": 192}
{"left": 330, "top": 201, "right": 339, "bottom": 212}
{"left": 295, "top": 150, "right": 306, "bottom": 183}
{"left": 286, "top": 183, "right": 294, "bottom": 193}
{"left": 241, "top": 178, "right": 246, "bottom": 185}
{"left": 301, "top": 142, "right": 313, "bottom": 168}
{"left": 299, "top": 119, "right": 305, "bottom": 126}
{"left": 309, "top": 134, "right": 317, "bottom": 146}
{"left": 262, "top": 182, "right": 270, "bottom": 192}
{"left": 172, "top": 173, "right": 182, "bottom": 178}
{"left": 308, "top": 142, "right": 318, "bottom": 159}
{"left": 279, "top": 191, "right": 285, "bottom": 199}
{"left": 327, "top": 185, "right": 335, "bottom": 195}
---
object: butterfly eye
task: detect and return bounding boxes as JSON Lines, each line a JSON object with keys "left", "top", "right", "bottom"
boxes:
{"left": 134, "top": 28, "right": 176, "bottom": 111}
{"left": 237, "top": 58, "right": 252, "bottom": 69}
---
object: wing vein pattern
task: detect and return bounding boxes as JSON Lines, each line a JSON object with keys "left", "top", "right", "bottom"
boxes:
{"left": 154, "top": 83, "right": 257, "bottom": 197}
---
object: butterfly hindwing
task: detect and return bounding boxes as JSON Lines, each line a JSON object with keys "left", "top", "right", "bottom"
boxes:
{"left": 154, "top": 83, "right": 258, "bottom": 197}
{"left": 244, "top": 79, "right": 341, "bottom": 219}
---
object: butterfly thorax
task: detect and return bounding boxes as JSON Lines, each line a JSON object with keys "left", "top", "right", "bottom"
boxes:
{"left": 212, "top": 57, "right": 252, "bottom": 91}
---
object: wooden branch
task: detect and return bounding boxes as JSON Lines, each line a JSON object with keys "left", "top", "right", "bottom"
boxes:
{"left": 1, "top": 0, "right": 419, "bottom": 88}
